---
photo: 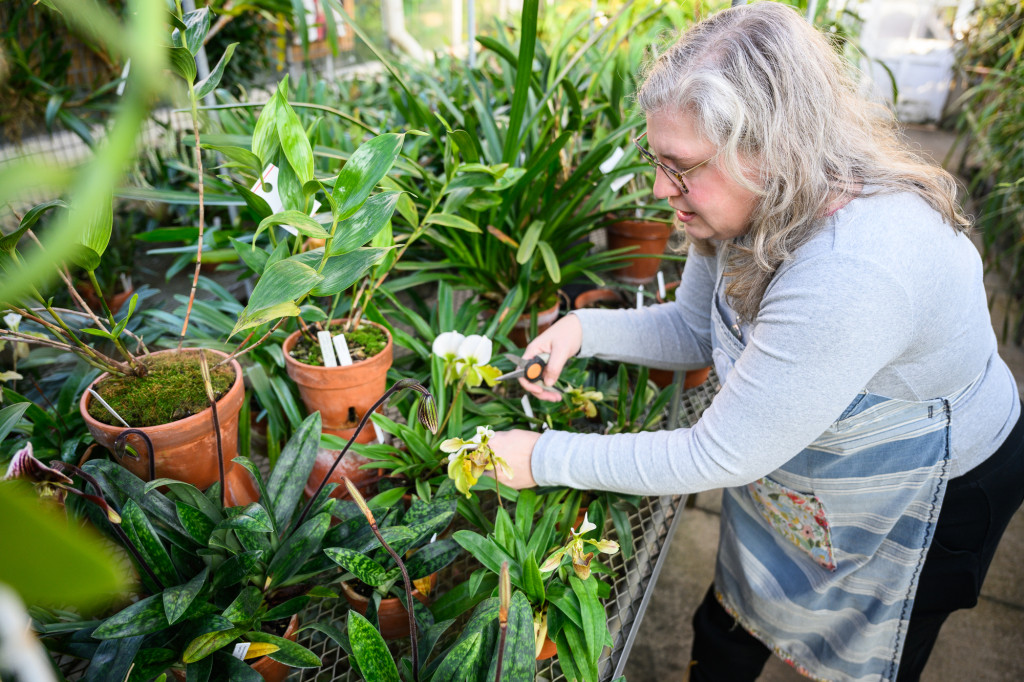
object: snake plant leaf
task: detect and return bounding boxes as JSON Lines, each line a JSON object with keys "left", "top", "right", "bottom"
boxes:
{"left": 327, "top": 191, "right": 401, "bottom": 255}
{"left": 254, "top": 211, "right": 330, "bottom": 244}
{"left": 231, "top": 457, "right": 274, "bottom": 522}
{"left": 230, "top": 259, "right": 322, "bottom": 337}
{"left": 265, "top": 513, "right": 331, "bottom": 588}
{"left": 93, "top": 594, "right": 170, "bottom": 638}
{"left": 275, "top": 88, "right": 315, "bottom": 184}
{"left": 423, "top": 212, "right": 482, "bottom": 233}
{"left": 266, "top": 411, "right": 321, "bottom": 530}
{"left": 323, "top": 547, "right": 387, "bottom": 586}
{"left": 211, "top": 550, "right": 264, "bottom": 591}
{"left": 347, "top": 610, "right": 399, "bottom": 682}
{"left": 246, "top": 631, "right": 321, "bottom": 668}
{"left": 215, "top": 503, "right": 273, "bottom": 533}
{"left": 431, "top": 631, "right": 485, "bottom": 682}
{"left": 71, "top": 192, "right": 113, "bottom": 272}
{"left": 331, "top": 133, "right": 405, "bottom": 221}
{"left": 195, "top": 42, "right": 237, "bottom": 100}
{"left": 262, "top": 595, "right": 310, "bottom": 622}
{"left": 167, "top": 46, "right": 197, "bottom": 83}
{"left": 486, "top": 590, "right": 535, "bottom": 682}
{"left": 163, "top": 566, "right": 209, "bottom": 625}
{"left": 404, "top": 538, "right": 462, "bottom": 581}
{"left": 175, "top": 501, "right": 216, "bottom": 545}
{"left": 120, "top": 499, "right": 179, "bottom": 588}
{"left": 223, "top": 585, "right": 263, "bottom": 626}
{"left": 183, "top": 627, "right": 246, "bottom": 663}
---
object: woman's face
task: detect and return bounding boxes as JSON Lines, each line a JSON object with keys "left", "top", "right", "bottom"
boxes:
{"left": 645, "top": 110, "right": 759, "bottom": 242}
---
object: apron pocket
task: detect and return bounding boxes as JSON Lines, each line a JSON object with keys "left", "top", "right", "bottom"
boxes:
{"left": 748, "top": 477, "right": 836, "bottom": 571}
{"left": 712, "top": 347, "right": 733, "bottom": 384}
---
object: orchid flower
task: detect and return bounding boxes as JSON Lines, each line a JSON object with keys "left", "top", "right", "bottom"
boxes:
{"left": 564, "top": 385, "right": 604, "bottom": 418}
{"left": 539, "top": 512, "right": 620, "bottom": 580}
{"left": 440, "top": 425, "right": 512, "bottom": 497}
{"left": 431, "top": 331, "right": 502, "bottom": 388}
{"left": 432, "top": 331, "right": 465, "bottom": 384}
{"left": 4, "top": 443, "right": 121, "bottom": 523}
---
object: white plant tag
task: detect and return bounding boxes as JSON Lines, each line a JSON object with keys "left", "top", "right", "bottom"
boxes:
{"left": 599, "top": 147, "right": 625, "bottom": 174}
{"left": 250, "top": 165, "right": 321, "bottom": 235}
{"left": 657, "top": 271, "right": 666, "bottom": 300}
{"left": 372, "top": 420, "right": 385, "bottom": 444}
{"left": 317, "top": 331, "right": 338, "bottom": 368}
{"left": 332, "top": 333, "right": 353, "bottom": 366}
{"left": 116, "top": 59, "right": 131, "bottom": 96}
{"left": 609, "top": 173, "right": 634, "bottom": 193}
{"left": 520, "top": 394, "right": 535, "bottom": 426}
{"left": 636, "top": 285, "right": 644, "bottom": 310}
{"left": 232, "top": 642, "right": 251, "bottom": 660}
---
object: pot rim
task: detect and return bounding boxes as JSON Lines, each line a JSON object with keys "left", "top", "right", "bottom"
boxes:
{"left": 79, "top": 347, "right": 243, "bottom": 434}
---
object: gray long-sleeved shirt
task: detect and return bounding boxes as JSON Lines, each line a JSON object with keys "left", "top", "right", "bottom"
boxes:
{"left": 532, "top": 192, "right": 1021, "bottom": 495}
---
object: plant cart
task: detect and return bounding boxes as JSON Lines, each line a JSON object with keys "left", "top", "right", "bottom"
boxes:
{"left": 290, "top": 374, "right": 721, "bottom": 682}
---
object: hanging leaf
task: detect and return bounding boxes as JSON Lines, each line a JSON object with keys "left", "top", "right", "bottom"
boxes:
{"left": 254, "top": 211, "right": 330, "bottom": 243}
{"left": 327, "top": 192, "right": 401, "bottom": 255}
{"left": 252, "top": 93, "right": 281, "bottom": 169}
{"left": 167, "top": 46, "right": 197, "bottom": 84}
{"left": 331, "top": 133, "right": 405, "bottom": 220}
{"left": 72, "top": 192, "right": 114, "bottom": 272}
{"left": 195, "top": 43, "right": 238, "bottom": 99}
{"left": 275, "top": 90, "right": 315, "bottom": 184}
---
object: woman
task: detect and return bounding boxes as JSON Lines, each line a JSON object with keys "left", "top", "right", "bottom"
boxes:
{"left": 489, "top": 3, "right": 1024, "bottom": 681}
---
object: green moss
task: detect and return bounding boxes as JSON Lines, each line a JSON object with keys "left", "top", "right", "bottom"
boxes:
{"left": 289, "top": 323, "right": 387, "bottom": 367}
{"left": 88, "top": 352, "right": 234, "bottom": 427}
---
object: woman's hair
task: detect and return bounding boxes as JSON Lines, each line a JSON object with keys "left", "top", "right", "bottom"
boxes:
{"left": 635, "top": 2, "right": 970, "bottom": 321}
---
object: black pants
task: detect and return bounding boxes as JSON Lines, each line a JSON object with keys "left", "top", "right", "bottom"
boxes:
{"left": 689, "top": 402, "right": 1024, "bottom": 682}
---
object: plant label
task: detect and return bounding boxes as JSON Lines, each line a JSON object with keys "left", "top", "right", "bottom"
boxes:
{"left": 372, "top": 421, "right": 385, "bottom": 444}
{"left": 332, "top": 333, "right": 353, "bottom": 366}
{"left": 231, "top": 642, "right": 251, "bottom": 660}
{"left": 317, "top": 331, "right": 338, "bottom": 367}
{"left": 116, "top": 59, "right": 131, "bottom": 97}
{"left": 521, "top": 394, "right": 535, "bottom": 426}
{"left": 657, "top": 271, "right": 666, "bottom": 300}
{"left": 636, "top": 285, "right": 644, "bottom": 310}
{"left": 599, "top": 146, "right": 624, "bottom": 174}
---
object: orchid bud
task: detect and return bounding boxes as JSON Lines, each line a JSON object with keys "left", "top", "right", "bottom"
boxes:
{"left": 344, "top": 478, "right": 376, "bottom": 525}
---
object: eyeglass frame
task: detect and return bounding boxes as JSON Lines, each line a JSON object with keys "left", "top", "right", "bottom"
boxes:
{"left": 632, "top": 131, "right": 712, "bottom": 195}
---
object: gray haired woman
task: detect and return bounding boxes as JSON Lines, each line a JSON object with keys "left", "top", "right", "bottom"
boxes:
{"left": 489, "top": 2, "right": 1024, "bottom": 680}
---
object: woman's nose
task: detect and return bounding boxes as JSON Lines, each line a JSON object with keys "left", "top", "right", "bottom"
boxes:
{"left": 652, "top": 168, "right": 681, "bottom": 200}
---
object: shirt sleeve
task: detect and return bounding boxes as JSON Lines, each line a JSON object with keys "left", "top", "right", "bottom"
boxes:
{"left": 573, "top": 244, "right": 715, "bottom": 371}
{"left": 531, "top": 251, "right": 915, "bottom": 495}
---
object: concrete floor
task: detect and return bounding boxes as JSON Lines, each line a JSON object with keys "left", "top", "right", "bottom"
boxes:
{"left": 621, "top": 125, "right": 1024, "bottom": 682}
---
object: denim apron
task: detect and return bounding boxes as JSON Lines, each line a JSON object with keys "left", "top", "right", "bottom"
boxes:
{"left": 708, "top": 252, "right": 964, "bottom": 681}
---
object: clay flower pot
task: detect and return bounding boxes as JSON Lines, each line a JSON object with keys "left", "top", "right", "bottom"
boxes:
{"left": 537, "top": 635, "right": 558, "bottom": 660}
{"left": 79, "top": 348, "right": 258, "bottom": 506}
{"left": 573, "top": 288, "right": 625, "bottom": 311}
{"left": 650, "top": 281, "right": 711, "bottom": 390}
{"left": 303, "top": 424, "right": 382, "bottom": 502}
{"left": 341, "top": 575, "right": 437, "bottom": 640}
{"left": 282, "top": 320, "right": 393, "bottom": 438}
{"left": 606, "top": 220, "right": 673, "bottom": 285}
{"left": 509, "top": 298, "right": 560, "bottom": 348}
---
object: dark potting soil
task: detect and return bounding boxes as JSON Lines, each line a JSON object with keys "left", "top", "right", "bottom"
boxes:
{"left": 289, "top": 322, "right": 387, "bottom": 367}
{"left": 88, "top": 352, "right": 234, "bottom": 427}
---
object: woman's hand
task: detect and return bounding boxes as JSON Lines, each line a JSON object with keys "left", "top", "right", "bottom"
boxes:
{"left": 486, "top": 429, "right": 541, "bottom": 489}
{"left": 521, "top": 313, "right": 582, "bottom": 402}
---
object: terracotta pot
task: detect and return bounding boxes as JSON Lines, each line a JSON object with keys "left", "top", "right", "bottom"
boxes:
{"left": 341, "top": 576, "right": 436, "bottom": 640}
{"left": 76, "top": 281, "right": 135, "bottom": 315}
{"left": 79, "top": 349, "right": 258, "bottom": 505}
{"left": 509, "top": 298, "right": 560, "bottom": 348}
{"left": 655, "top": 280, "right": 680, "bottom": 304}
{"left": 168, "top": 614, "right": 299, "bottom": 682}
{"left": 573, "top": 288, "right": 625, "bottom": 311}
{"left": 303, "top": 423, "right": 382, "bottom": 502}
{"left": 537, "top": 635, "right": 558, "bottom": 660}
{"left": 649, "top": 365, "right": 712, "bottom": 390}
{"left": 606, "top": 220, "right": 673, "bottom": 285}
{"left": 282, "top": 320, "right": 393, "bottom": 438}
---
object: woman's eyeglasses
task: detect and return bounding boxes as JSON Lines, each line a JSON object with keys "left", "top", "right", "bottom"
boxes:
{"left": 632, "top": 131, "right": 712, "bottom": 195}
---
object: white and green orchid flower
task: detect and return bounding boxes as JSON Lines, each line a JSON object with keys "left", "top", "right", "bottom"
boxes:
{"left": 431, "top": 330, "right": 502, "bottom": 387}
{"left": 432, "top": 330, "right": 466, "bottom": 384}
{"left": 539, "top": 512, "right": 620, "bottom": 580}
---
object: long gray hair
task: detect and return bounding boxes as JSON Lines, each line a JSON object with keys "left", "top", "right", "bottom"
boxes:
{"left": 635, "top": 2, "right": 969, "bottom": 321}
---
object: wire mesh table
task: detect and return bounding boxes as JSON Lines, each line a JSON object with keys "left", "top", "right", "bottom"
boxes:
{"left": 291, "top": 371, "right": 721, "bottom": 682}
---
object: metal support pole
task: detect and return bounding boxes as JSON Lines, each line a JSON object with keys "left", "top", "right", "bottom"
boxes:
{"left": 467, "top": 0, "right": 476, "bottom": 69}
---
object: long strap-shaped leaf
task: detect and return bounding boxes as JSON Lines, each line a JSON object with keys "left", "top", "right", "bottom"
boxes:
{"left": 501, "top": 0, "right": 539, "bottom": 164}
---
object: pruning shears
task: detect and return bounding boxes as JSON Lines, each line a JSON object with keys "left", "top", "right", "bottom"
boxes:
{"left": 497, "top": 353, "right": 550, "bottom": 384}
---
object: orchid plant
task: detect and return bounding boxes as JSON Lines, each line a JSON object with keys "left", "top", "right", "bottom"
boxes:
{"left": 440, "top": 425, "right": 512, "bottom": 499}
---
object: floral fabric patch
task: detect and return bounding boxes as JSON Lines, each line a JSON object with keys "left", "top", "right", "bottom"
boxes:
{"left": 747, "top": 477, "right": 835, "bottom": 571}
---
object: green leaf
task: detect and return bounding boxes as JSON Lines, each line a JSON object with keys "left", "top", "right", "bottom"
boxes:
{"left": 290, "top": 247, "right": 386, "bottom": 297}
{"left": 487, "top": 590, "right": 534, "bottom": 681}
{"left": 232, "top": 181, "right": 274, "bottom": 221}
{"left": 515, "top": 220, "right": 544, "bottom": 264}
{"left": 263, "top": 595, "right": 310, "bottom": 621}
{"left": 331, "top": 133, "right": 405, "bottom": 220}
{"left": 230, "top": 237, "right": 269, "bottom": 275}
{"left": 167, "top": 45, "right": 197, "bottom": 83}
{"left": 245, "top": 631, "right": 321, "bottom": 668}
{"left": 267, "top": 412, "right": 322, "bottom": 530}
{"left": 252, "top": 93, "right": 281, "bottom": 168}
{"left": 255, "top": 211, "right": 329, "bottom": 243}
{"left": 72, "top": 192, "right": 113, "bottom": 272}
{"left": 231, "top": 260, "right": 323, "bottom": 337}
{"left": 537, "top": 239, "right": 561, "bottom": 283}
{"left": 327, "top": 192, "right": 401, "bottom": 255}
{"left": 570, "top": 575, "right": 605, "bottom": 666}
{"left": 222, "top": 586, "right": 263, "bottom": 625}
{"left": 215, "top": 503, "right": 273, "bottom": 533}
{"left": 452, "top": 531, "right": 521, "bottom": 584}
{"left": 430, "top": 631, "right": 484, "bottom": 682}
{"left": 181, "top": 7, "right": 211, "bottom": 55}
{"left": 120, "top": 499, "right": 179, "bottom": 588}
{"left": 176, "top": 502, "right": 216, "bottom": 545}
{"left": 163, "top": 567, "right": 209, "bottom": 625}
{"left": 195, "top": 42, "right": 237, "bottom": 99}
{"left": 94, "top": 594, "right": 170, "bottom": 639}
{"left": 404, "top": 539, "right": 461, "bottom": 581}
{"left": 275, "top": 92, "right": 315, "bottom": 184}
{"left": 183, "top": 627, "right": 245, "bottom": 663}
{"left": 502, "top": 0, "right": 539, "bottom": 163}
{"left": 0, "top": 403, "right": 30, "bottom": 442}
{"left": 521, "top": 554, "right": 545, "bottom": 605}
{"left": 423, "top": 213, "right": 482, "bottom": 233}
{"left": 266, "top": 513, "right": 330, "bottom": 588}
{"left": 203, "top": 145, "right": 262, "bottom": 178}
{"left": 211, "top": 550, "right": 264, "bottom": 591}
{"left": 347, "top": 610, "right": 399, "bottom": 682}
{"left": 324, "top": 547, "right": 386, "bottom": 586}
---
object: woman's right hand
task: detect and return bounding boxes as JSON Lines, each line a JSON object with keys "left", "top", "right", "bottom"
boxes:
{"left": 520, "top": 313, "right": 582, "bottom": 402}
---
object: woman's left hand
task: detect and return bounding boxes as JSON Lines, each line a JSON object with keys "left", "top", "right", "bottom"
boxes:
{"left": 487, "top": 429, "right": 541, "bottom": 489}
